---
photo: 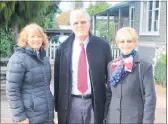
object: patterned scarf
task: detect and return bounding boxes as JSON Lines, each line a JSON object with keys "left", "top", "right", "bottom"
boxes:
{"left": 109, "top": 50, "right": 136, "bottom": 86}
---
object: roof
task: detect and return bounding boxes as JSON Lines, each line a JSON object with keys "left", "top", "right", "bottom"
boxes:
{"left": 94, "top": 1, "right": 131, "bottom": 16}
{"left": 45, "top": 29, "right": 72, "bottom": 33}
{"left": 45, "top": 29, "right": 72, "bottom": 37}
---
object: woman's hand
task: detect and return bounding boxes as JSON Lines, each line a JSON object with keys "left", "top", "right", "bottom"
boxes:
{"left": 54, "top": 119, "right": 58, "bottom": 124}
{"left": 19, "top": 119, "right": 29, "bottom": 123}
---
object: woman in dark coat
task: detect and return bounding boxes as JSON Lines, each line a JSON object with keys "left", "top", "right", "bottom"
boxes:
{"left": 6, "top": 23, "right": 54, "bottom": 123}
{"left": 104, "top": 27, "right": 156, "bottom": 124}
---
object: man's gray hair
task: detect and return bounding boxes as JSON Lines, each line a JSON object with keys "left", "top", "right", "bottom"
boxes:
{"left": 70, "top": 8, "right": 91, "bottom": 26}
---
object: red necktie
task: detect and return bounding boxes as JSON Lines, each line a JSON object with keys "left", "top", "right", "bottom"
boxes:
{"left": 77, "top": 43, "right": 88, "bottom": 93}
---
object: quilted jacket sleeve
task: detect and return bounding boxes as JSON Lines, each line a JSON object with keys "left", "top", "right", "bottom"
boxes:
{"left": 6, "top": 53, "right": 27, "bottom": 122}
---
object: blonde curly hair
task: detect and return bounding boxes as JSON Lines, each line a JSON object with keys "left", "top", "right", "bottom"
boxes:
{"left": 17, "top": 23, "right": 48, "bottom": 48}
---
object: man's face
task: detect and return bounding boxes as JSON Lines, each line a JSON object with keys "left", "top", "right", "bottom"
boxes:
{"left": 71, "top": 15, "right": 90, "bottom": 38}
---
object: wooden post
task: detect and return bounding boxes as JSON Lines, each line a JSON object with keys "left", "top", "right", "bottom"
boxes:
{"left": 107, "top": 11, "right": 110, "bottom": 41}
{"left": 119, "top": 8, "right": 121, "bottom": 28}
{"left": 92, "top": 15, "right": 96, "bottom": 35}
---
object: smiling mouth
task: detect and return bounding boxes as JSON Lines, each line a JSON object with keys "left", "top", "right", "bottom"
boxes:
{"left": 33, "top": 43, "right": 41, "bottom": 45}
{"left": 77, "top": 29, "right": 84, "bottom": 31}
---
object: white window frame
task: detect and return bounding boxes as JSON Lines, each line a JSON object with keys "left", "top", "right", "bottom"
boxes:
{"left": 139, "top": 1, "right": 160, "bottom": 36}
{"left": 129, "top": 7, "right": 135, "bottom": 28}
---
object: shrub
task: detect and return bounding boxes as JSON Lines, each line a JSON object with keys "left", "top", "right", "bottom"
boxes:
{"left": 154, "top": 54, "right": 167, "bottom": 86}
{"left": 0, "top": 27, "right": 15, "bottom": 57}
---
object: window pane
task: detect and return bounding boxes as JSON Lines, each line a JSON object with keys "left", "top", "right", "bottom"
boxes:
{"left": 149, "top": 1, "right": 153, "bottom": 10}
{"left": 155, "top": 10, "right": 159, "bottom": 20}
{"left": 131, "top": 21, "right": 134, "bottom": 28}
{"left": 131, "top": 8, "right": 135, "bottom": 20}
{"left": 133, "top": 8, "right": 135, "bottom": 19}
{"left": 148, "top": 17, "right": 152, "bottom": 31}
{"left": 148, "top": 10, "right": 152, "bottom": 32}
{"left": 142, "top": 2, "right": 147, "bottom": 32}
{"left": 154, "top": 21, "right": 158, "bottom": 31}
{"left": 149, "top": 11, "right": 152, "bottom": 18}
{"left": 155, "top": 0, "right": 159, "bottom": 8}
{"left": 131, "top": 8, "right": 133, "bottom": 20}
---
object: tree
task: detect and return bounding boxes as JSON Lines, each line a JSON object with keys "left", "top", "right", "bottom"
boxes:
{"left": 0, "top": 1, "right": 60, "bottom": 38}
{"left": 0, "top": 1, "right": 60, "bottom": 56}
{"left": 0, "top": 27, "right": 15, "bottom": 57}
{"left": 87, "top": 2, "right": 114, "bottom": 41}
{"left": 0, "top": 2, "right": 45, "bottom": 34}
{"left": 87, "top": 2, "right": 110, "bottom": 16}
{"left": 57, "top": 12, "right": 70, "bottom": 26}
{"left": 96, "top": 20, "right": 114, "bottom": 40}
{"left": 74, "top": 0, "right": 83, "bottom": 9}
{"left": 39, "top": 1, "right": 61, "bottom": 28}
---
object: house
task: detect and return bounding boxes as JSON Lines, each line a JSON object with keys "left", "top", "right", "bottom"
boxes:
{"left": 92, "top": 1, "right": 166, "bottom": 64}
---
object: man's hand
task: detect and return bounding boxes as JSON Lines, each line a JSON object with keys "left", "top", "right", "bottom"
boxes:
{"left": 19, "top": 119, "right": 29, "bottom": 123}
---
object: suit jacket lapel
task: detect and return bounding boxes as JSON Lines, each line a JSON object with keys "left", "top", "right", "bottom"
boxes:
{"left": 63, "top": 33, "right": 75, "bottom": 69}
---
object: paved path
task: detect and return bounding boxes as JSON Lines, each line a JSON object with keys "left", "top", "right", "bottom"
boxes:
{"left": 1, "top": 72, "right": 166, "bottom": 123}
{"left": 154, "top": 84, "right": 166, "bottom": 123}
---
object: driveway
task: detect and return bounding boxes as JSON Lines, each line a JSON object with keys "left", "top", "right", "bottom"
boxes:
{"left": 1, "top": 77, "right": 166, "bottom": 123}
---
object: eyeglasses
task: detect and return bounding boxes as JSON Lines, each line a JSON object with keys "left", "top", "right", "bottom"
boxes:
{"left": 73, "top": 21, "right": 87, "bottom": 26}
{"left": 118, "top": 40, "right": 133, "bottom": 44}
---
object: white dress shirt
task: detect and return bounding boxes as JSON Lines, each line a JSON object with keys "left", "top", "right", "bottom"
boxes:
{"left": 71, "top": 37, "right": 91, "bottom": 95}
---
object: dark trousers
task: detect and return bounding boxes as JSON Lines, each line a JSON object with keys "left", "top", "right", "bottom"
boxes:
{"left": 67, "top": 96, "right": 94, "bottom": 124}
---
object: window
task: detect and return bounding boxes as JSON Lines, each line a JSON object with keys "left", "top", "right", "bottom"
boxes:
{"left": 130, "top": 7, "right": 135, "bottom": 28}
{"left": 140, "top": 0, "right": 160, "bottom": 35}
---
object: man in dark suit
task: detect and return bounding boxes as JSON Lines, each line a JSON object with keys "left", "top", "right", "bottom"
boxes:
{"left": 54, "top": 8, "right": 112, "bottom": 124}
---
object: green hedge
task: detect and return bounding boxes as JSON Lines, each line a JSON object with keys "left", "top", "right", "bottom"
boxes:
{"left": 154, "top": 54, "right": 167, "bottom": 86}
{"left": 0, "top": 27, "right": 15, "bottom": 57}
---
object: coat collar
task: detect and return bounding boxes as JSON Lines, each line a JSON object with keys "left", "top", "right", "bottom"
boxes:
{"left": 63, "top": 33, "right": 74, "bottom": 61}
{"left": 119, "top": 51, "right": 140, "bottom": 63}
{"left": 132, "top": 51, "right": 141, "bottom": 70}
{"left": 14, "top": 45, "right": 46, "bottom": 62}
{"left": 63, "top": 32, "right": 93, "bottom": 64}
{"left": 133, "top": 52, "right": 141, "bottom": 63}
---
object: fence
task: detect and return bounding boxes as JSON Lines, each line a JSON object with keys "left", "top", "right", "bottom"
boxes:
{"left": 46, "top": 35, "right": 69, "bottom": 63}
{"left": 111, "top": 43, "right": 120, "bottom": 60}
{"left": 46, "top": 41, "right": 120, "bottom": 63}
{"left": 46, "top": 42, "right": 58, "bottom": 63}
{"left": 0, "top": 57, "right": 10, "bottom": 80}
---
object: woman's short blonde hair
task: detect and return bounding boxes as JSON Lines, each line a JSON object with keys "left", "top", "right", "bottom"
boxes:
{"left": 17, "top": 23, "right": 48, "bottom": 48}
{"left": 115, "top": 27, "right": 138, "bottom": 44}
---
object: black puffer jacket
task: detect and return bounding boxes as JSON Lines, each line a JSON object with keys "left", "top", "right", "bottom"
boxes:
{"left": 6, "top": 46, "right": 54, "bottom": 124}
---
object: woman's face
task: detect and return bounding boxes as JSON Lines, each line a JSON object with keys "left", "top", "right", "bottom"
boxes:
{"left": 27, "top": 29, "right": 43, "bottom": 50}
{"left": 117, "top": 34, "right": 137, "bottom": 55}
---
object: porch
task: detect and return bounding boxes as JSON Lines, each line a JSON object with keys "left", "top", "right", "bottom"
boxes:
{"left": 92, "top": 2, "right": 131, "bottom": 42}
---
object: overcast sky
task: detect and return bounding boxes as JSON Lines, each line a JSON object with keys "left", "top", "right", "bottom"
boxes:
{"left": 59, "top": 1, "right": 118, "bottom": 12}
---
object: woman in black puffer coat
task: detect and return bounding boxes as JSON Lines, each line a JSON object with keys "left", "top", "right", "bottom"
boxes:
{"left": 6, "top": 23, "right": 54, "bottom": 124}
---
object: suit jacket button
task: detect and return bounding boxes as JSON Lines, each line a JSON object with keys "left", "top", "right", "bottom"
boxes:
{"left": 65, "top": 108, "right": 67, "bottom": 110}
{"left": 117, "top": 108, "right": 120, "bottom": 111}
